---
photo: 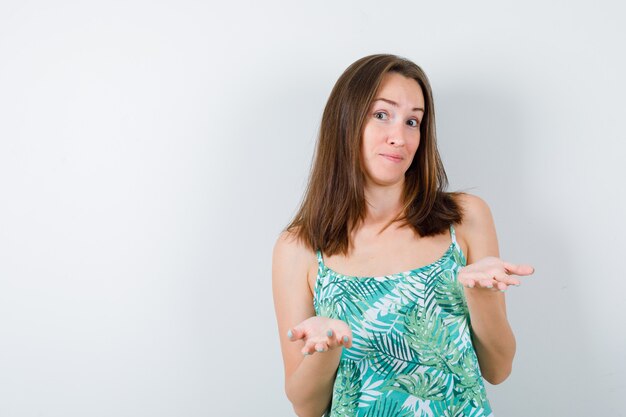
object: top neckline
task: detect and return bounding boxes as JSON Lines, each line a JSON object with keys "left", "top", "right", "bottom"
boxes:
{"left": 317, "top": 241, "right": 459, "bottom": 280}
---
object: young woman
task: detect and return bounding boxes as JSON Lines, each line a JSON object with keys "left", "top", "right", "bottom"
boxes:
{"left": 272, "top": 54, "right": 534, "bottom": 417}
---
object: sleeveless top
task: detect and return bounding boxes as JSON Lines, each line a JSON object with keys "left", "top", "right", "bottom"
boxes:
{"left": 313, "top": 225, "right": 494, "bottom": 417}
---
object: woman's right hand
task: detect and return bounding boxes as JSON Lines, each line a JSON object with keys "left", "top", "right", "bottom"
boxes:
{"left": 287, "top": 316, "right": 353, "bottom": 356}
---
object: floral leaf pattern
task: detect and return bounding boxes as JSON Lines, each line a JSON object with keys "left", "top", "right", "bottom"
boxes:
{"left": 314, "top": 225, "right": 494, "bottom": 417}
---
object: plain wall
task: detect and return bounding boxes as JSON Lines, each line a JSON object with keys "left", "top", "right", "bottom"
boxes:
{"left": 1, "top": 1, "right": 624, "bottom": 416}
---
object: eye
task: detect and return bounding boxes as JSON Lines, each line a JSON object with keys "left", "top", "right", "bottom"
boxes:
{"left": 373, "top": 111, "right": 389, "bottom": 120}
{"left": 407, "top": 119, "right": 420, "bottom": 128}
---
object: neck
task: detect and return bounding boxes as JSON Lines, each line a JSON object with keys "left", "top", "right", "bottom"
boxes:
{"left": 362, "top": 180, "right": 405, "bottom": 226}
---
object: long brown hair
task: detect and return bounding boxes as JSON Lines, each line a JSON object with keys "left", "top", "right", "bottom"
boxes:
{"left": 287, "top": 54, "right": 464, "bottom": 256}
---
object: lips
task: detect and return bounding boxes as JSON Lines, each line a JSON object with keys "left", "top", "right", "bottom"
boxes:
{"left": 380, "top": 153, "right": 404, "bottom": 162}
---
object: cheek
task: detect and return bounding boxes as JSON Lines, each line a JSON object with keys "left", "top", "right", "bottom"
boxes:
{"left": 361, "top": 124, "right": 380, "bottom": 153}
{"left": 408, "top": 133, "right": 420, "bottom": 152}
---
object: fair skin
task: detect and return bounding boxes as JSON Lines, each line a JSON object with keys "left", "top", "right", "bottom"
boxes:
{"left": 272, "top": 73, "right": 534, "bottom": 417}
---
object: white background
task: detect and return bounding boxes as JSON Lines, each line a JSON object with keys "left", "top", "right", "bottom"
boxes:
{"left": 1, "top": 1, "right": 624, "bottom": 416}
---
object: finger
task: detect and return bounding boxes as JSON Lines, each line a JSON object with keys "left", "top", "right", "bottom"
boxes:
{"left": 340, "top": 335, "right": 353, "bottom": 349}
{"left": 301, "top": 344, "right": 314, "bottom": 356}
{"left": 336, "top": 333, "right": 353, "bottom": 349}
{"left": 493, "top": 272, "right": 520, "bottom": 287}
{"left": 459, "top": 272, "right": 490, "bottom": 288}
{"left": 492, "top": 272, "right": 507, "bottom": 291}
{"left": 287, "top": 327, "right": 305, "bottom": 341}
{"left": 301, "top": 338, "right": 319, "bottom": 356}
{"left": 462, "top": 271, "right": 491, "bottom": 282}
{"left": 478, "top": 278, "right": 495, "bottom": 289}
{"left": 314, "top": 342, "right": 328, "bottom": 353}
{"left": 503, "top": 262, "right": 535, "bottom": 276}
{"left": 326, "top": 330, "right": 342, "bottom": 349}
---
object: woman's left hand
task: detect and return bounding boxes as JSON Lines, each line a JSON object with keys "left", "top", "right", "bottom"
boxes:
{"left": 458, "top": 256, "right": 535, "bottom": 291}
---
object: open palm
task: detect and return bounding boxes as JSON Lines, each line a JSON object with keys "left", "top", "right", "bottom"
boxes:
{"left": 458, "top": 256, "right": 535, "bottom": 291}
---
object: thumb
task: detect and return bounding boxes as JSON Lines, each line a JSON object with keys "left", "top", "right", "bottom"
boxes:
{"left": 287, "top": 326, "right": 306, "bottom": 341}
{"left": 503, "top": 261, "right": 535, "bottom": 276}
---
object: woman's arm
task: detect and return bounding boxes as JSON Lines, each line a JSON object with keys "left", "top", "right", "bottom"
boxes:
{"left": 272, "top": 231, "right": 342, "bottom": 417}
{"left": 457, "top": 194, "right": 524, "bottom": 385}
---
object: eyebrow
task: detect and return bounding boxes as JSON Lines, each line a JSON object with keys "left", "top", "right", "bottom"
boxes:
{"left": 373, "top": 97, "right": 424, "bottom": 112}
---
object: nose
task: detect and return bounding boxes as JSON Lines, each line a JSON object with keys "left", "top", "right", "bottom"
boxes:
{"left": 387, "top": 122, "right": 406, "bottom": 146}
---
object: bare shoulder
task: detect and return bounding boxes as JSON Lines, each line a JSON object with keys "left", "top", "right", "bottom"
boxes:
{"left": 454, "top": 193, "right": 493, "bottom": 228}
{"left": 452, "top": 193, "right": 499, "bottom": 263}
{"left": 272, "top": 228, "right": 317, "bottom": 290}
{"left": 273, "top": 229, "right": 316, "bottom": 269}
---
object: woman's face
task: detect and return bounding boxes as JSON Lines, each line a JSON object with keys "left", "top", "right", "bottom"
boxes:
{"left": 361, "top": 72, "right": 425, "bottom": 188}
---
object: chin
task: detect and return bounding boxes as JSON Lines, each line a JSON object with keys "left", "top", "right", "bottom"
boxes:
{"left": 370, "top": 176, "right": 405, "bottom": 187}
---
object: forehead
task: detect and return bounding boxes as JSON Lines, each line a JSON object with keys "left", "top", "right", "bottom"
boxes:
{"left": 374, "top": 72, "right": 425, "bottom": 108}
